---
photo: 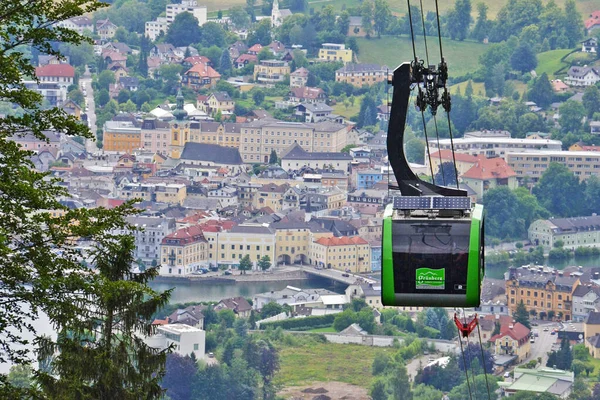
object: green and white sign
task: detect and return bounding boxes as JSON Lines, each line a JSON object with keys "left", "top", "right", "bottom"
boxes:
{"left": 416, "top": 268, "right": 445, "bottom": 290}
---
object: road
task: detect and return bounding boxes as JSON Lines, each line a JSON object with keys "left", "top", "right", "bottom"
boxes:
{"left": 526, "top": 321, "right": 559, "bottom": 366}
{"left": 80, "top": 66, "right": 99, "bottom": 154}
{"left": 296, "top": 265, "right": 377, "bottom": 285}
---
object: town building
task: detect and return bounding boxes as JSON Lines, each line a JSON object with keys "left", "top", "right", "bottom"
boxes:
{"left": 35, "top": 64, "right": 75, "bottom": 89}
{"left": 189, "top": 122, "right": 241, "bottom": 149}
{"left": 166, "top": 0, "right": 207, "bottom": 25}
{"left": 294, "top": 102, "right": 333, "bottom": 122}
{"left": 251, "top": 183, "right": 295, "bottom": 212}
{"left": 347, "top": 16, "right": 367, "bottom": 37}
{"left": 428, "top": 150, "right": 478, "bottom": 178}
{"left": 355, "top": 169, "right": 384, "bottom": 190}
{"left": 127, "top": 215, "right": 176, "bottom": 266}
{"left": 347, "top": 189, "right": 387, "bottom": 215}
{"left": 498, "top": 367, "right": 574, "bottom": 398}
{"left": 203, "top": 224, "right": 275, "bottom": 268}
{"left": 585, "top": 311, "right": 600, "bottom": 358}
{"left": 145, "top": 18, "right": 169, "bottom": 41}
{"left": 177, "top": 142, "right": 245, "bottom": 174}
{"left": 148, "top": 324, "right": 205, "bottom": 359}
{"left": 318, "top": 43, "right": 352, "bottom": 63}
{"left": 581, "top": 38, "right": 598, "bottom": 53}
{"left": 214, "top": 297, "right": 253, "bottom": 318}
{"left": 103, "top": 120, "right": 141, "bottom": 153}
{"left": 234, "top": 53, "right": 258, "bottom": 69}
{"left": 167, "top": 305, "right": 205, "bottom": 329}
{"left": 571, "top": 285, "right": 600, "bottom": 322}
{"left": 460, "top": 155, "right": 518, "bottom": 200}
{"left": 590, "top": 121, "right": 600, "bottom": 135}
{"left": 529, "top": 215, "right": 600, "bottom": 250}
{"left": 159, "top": 225, "right": 208, "bottom": 276}
{"left": 253, "top": 60, "right": 290, "bottom": 84}
{"left": 96, "top": 19, "right": 117, "bottom": 40}
{"left": 272, "top": 221, "right": 333, "bottom": 265}
{"left": 290, "top": 67, "right": 309, "bottom": 88}
{"left": 281, "top": 142, "right": 352, "bottom": 171}
{"left": 506, "top": 266, "right": 579, "bottom": 321}
{"left": 119, "top": 183, "right": 187, "bottom": 205}
{"left": 288, "top": 87, "right": 327, "bottom": 104}
{"left": 335, "top": 63, "right": 388, "bottom": 87}
{"left": 253, "top": 286, "right": 342, "bottom": 310}
{"left": 429, "top": 136, "right": 563, "bottom": 161}
{"left": 182, "top": 62, "right": 221, "bottom": 90}
{"left": 10, "top": 131, "right": 61, "bottom": 154}
{"left": 310, "top": 236, "right": 370, "bottom": 273}
{"left": 507, "top": 150, "right": 600, "bottom": 183}
{"left": 489, "top": 322, "right": 531, "bottom": 362}
{"left": 141, "top": 118, "right": 170, "bottom": 154}
{"left": 270, "top": 0, "right": 292, "bottom": 27}
{"left": 204, "top": 92, "right": 235, "bottom": 116}
{"left": 239, "top": 120, "right": 350, "bottom": 164}
{"left": 565, "top": 66, "right": 600, "bottom": 86}
{"left": 57, "top": 16, "right": 93, "bottom": 34}
{"left": 585, "top": 11, "right": 600, "bottom": 34}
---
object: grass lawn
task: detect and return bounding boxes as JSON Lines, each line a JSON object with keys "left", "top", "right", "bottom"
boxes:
{"left": 536, "top": 49, "right": 574, "bottom": 78}
{"left": 449, "top": 80, "right": 485, "bottom": 96}
{"left": 357, "top": 36, "right": 487, "bottom": 78}
{"left": 275, "top": 342, "right": 395, "bottom": 388}
{"left": 332, "top": 94, "right": 363, "bottom": 119}
{"left": 306, "top": 326, "right": 338, "bottom": 333}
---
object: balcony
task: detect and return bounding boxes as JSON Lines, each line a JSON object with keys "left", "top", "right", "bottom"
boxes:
{"left": 257, "top": 73, "right": 284, "bottom": 83}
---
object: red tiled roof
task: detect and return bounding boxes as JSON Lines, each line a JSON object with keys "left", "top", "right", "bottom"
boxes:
{"left": 162, "top": 225, "right": 206, "bottom": 245}
{"left": 248, "top": 44, "right": 263, "bottom": 53}
{"left": 185, "top": 56, "right": 211, "bottom": 65}
{"left": 461, "top": 155, "right": 517, "bottom": 180}
{"left": 35, "top": 64, "right": 75, "bottom": 78}
{"left": 102, "top": 51, "right": 127, "bottom": 62}
{"left": 152, "top": 318, "right": 168, "bottom": 325}
{"left": 315, "top": 236, "right": 369, "bottom": 246}
{"left": 107, "top": 199, "right": 126, "bottom": 209}
{"left": 585, "top": 11, "right": 600, "bottom": 29}
{"left": 552, "top": 79, "right": 569, "bottom": 91}
{"left": 185, "top": 62, "right": 221, "bottom": 78}
{"left": 289, "top": 86, "right": 325, "bottom": 100}
{"left": 197, "top": 95, "right": 209, "bottom": 102}
{"left": 430, "top": 150, "right": 478, "bottom": 163}
{"left": 235, "top": 53, "right": 258, "bottom": 64}
{"left": 291, "top": 67, "right": 309, "bottom": 77}
{"left": 489, "top": 322, "right": 530, "bottom": 342}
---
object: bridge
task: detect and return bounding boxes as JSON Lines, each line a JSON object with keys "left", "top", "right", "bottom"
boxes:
{"left": 295, "top": 265, "right": 378, "bottom": 286}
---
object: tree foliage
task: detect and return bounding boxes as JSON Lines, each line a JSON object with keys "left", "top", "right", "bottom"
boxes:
{"left": 532, "top": 162, "right": 585, "bottom": 217}
{"left": 166, "top": 12, "right": 202, "bottom": 47}
{"left": 162, "top": 354, "right": 197, "bottom": 400}
{"left": 514, "top": 300, "right": 531, "bottom": 329}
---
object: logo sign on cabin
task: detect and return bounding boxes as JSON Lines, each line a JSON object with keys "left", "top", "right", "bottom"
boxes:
{"left": 416, "top": 268, "right": 445, "bottom": 290}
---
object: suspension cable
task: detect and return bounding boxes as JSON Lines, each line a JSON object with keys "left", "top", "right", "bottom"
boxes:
{"left": 455, "top": 310, "right": 473, "bottom": 400}
{"left": 434, "top": 0, "right": 444, "bottom": 61}
{"left": 462, "top": 309, "right": 478, "bottom": 400}
{"left": 419, "top": 101, "right": 435, "bottom": 183}
{"left": 433, "top": 116, "right": 445, "bottom": 186}
{"left": 418, "top": 0, "right": 429, "bottom": 66}
{"left": 477, "top": 319, "right": 493, "bottom": 400}
{"left": 446, "top": 110, "right": 460, "bottom": 189}
{"left": 406, "top": 0, "right": 418, "bottom": 63}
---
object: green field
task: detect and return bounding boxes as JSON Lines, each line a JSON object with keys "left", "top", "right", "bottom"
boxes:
{"left": 201, "top": 0, "right": 597, "bottom": 18}
{"left": 535, "top": 49, "right": 574, "bottom": 78}
{"left": 275, "top": 342, "right": 395, "bottom": 387}
{"left": 332, "top": 94, "right": 363, "bottom": 119}
{"left": 357, "top": 36, "right": 487, "bottom": 78}
{"left": 306, "top": 326, "right": 337, "bottom": 333}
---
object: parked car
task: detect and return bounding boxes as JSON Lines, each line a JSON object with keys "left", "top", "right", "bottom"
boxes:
{"left": 224, "top": 270, "right": 232, "bottom": 275}
{"left": 543, "top": 327, "right": 549, "bottom": 332}
{"left": 342, "top": 273, "right": 350, "bottom": 277}
{"left": 208, "top": 352, "right": 214, "bottom": 358}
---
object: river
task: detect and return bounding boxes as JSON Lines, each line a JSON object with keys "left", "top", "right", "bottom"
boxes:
{"left": 148, "top": 276, "right": 344, "bottom": 304}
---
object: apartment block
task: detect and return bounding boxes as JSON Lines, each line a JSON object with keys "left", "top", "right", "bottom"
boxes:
{"left": 119, "top": 183, "right": 187, "bottom": 205}
{"left": 148, "top": 324, "right": 205, "bottom": 359}
{"left": 127, "top": 215, "right": 176, "bottom": 265}
{"left": 159, "top": 225, "right": 208, "bottom": 276}
{"left": 318, "top": 43, "right": 352, "bottom": 63}
{"left": 141, "top": 118, "right": 171, "bottom": 154}
{"left": 166, "top": 0, "right": 207, "bottom": 25}
{"left": 145, "top": 18, "right": 168, "bottom": 41}
{"left": 253, "top": 60, "right": 290, "bottom": 84}
{"left": 189, "top": 122, "right": 241, "bottom": 148}
{"left": 103, "top": 120, "right": 141, "bottom": 153}
{"left": 507, "top": 151, "right": 600, "bottom": 183}
{"left": 429, "top": 137, "right": 562, "bottom": 160}
{"left": 529, "top": 215, "right": 600, "bottom": 250}
{"left": 506, "top": 266, "right": 579, "bottom": 321}
{"left": 310, "top": 236, "right": 371, "bottom": 273}
{"left": 204, "top": 224, "right": 275, "bottom": 268}
{"left": 273, "top": 221, "right": 333, "bottom": 265}
{"left": 335, "top": 63, "right": 388, "bottom": 87}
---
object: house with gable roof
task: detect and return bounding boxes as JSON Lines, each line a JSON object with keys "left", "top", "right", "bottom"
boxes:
{"left": 96, "top": 19, "right": 118, "bottom": 40}
{"left": 585, "top": 11, "right": 600, "bottom": 34}
{"left": 215, "top": 297, "right": 253, "bottom": 318}
{"left": 310, "top": 236, "right": 371, "bottom": 273}
{"left": 290, "top": 67, "right": 309, "bottom": 88}
{"left": 489, "top": 321, "right": 531, "bottom": 362}
{"left": 182, "top": 63, "right": 221, "bottom": 90}
{"left": 499, "top": 367, "right": 574, "bottom": 398}
{"left": 572, "top": 284, "right": 600, "bottom": 322}
{"left": 167, "top": 305, "right": 205, "bottom": 329}
{"left": 460, "top": 155, "right": 518, "bottom": 200}
{"left": 281, "top": 142, "right": 352, "bottom": 172}
{"left": 528, "top": 215, "right": 600, "bottom": 250}
{"left": 288, "top": 87, "right": 327, "bottom": 104}
{"left": 159, "top": 225, "right": 208, "bottom": 276}
{"left": 565, "top": 66, "right": 600, "bottom": 87}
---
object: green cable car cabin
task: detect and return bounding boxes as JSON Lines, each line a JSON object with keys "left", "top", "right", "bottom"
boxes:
{"left": 381, "top": 61, "right": 485, "bottom": 308}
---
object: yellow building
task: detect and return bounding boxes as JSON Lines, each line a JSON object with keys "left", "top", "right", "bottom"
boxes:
{"left": 103, "top": 120, "right": 141, "bottom": 153}
{"left": 206, "top": 92, "right": 235, "bottom": 115}
{"left": 318, "top": 43, "right": 353, "bottom": 63}
{"left": 490, "top": 322, "right": 531, "bottom": 362}
{"left": 169, "top": 120, "right": 196, "bottom": 159}
{"left": 335, "top": 63, "right": 388, "bottom": 87}
{"left": 190, "top": 122, "right": 241, "bottom": 148}
{"left": 159, "top": 225, "right": 208, "bottom": 276}
{"left": 506, "top": 266, "right": 579, "bottom": 321}
{"left": 585, "top": 312, "right": 600, "bottom": 358}
{"left": 310, "top": 236, "right": 371, "bottom": 273}
{"left": 274, "top": 221, "right": 332, "bottom": 265}
{"left": 253, "top": 60, "right": 290, "bottom": 84}
{"left": 119, "top": 183, "right": 186, "bottom": 205}
{"left": 252, "top": 183, "right": 290, "bottom": 212}
{"left": 324, "top": 188, "right": 346, "bottom": 209}
{"left": 204, "top": 224, "right": 275, "bottom": 267}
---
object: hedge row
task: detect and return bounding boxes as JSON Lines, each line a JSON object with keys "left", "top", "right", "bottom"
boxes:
{"left": 259, "top": 314, "right": 336, "bottom": 330}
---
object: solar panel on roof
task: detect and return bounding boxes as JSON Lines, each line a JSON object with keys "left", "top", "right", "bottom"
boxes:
{"left": 393, "top": 196, "right": 431, "bottom": 209}
{"left": 432, "top": 197, "right": 472, "bottom": 210}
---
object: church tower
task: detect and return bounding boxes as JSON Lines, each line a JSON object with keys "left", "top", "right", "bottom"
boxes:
{"left": 271, "top": 0, "right": 280, "bottom": 27}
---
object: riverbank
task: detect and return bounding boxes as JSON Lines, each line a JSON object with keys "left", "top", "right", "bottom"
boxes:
{"left": 153, "top": 269, "right": 310, "bottom": 284}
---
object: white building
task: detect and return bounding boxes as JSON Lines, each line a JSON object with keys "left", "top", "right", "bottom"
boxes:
{"left": 57, "top": 16, "right": 93, "bottom": 34}
{"left": 565, "top": 66, "right": 600, "bottom": 87}
{"left": 166, "top": 0, "right": 207, "bottom": 25}
{"left": 253, "top": 286, "right": 342, "bottom": 311}
{"left": 127, "top": 215, "right": 177, "bottom": 266}
{"left": 428, "top": 137, "right": 563, "bottom": 161}
{"left": 145, "top": 18, "right": 169, "bottom": 42}
{"left": 147, "top": 324, "right": 205, "bottom": 359}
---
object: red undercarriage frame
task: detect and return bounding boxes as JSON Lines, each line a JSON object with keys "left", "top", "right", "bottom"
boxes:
{"left": 454, "top": 313, "right": 478, "bottom": 338}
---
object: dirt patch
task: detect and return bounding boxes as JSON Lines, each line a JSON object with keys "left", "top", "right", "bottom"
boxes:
{"left": 279, "top": 382, "right": 370, "bottom": 400}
